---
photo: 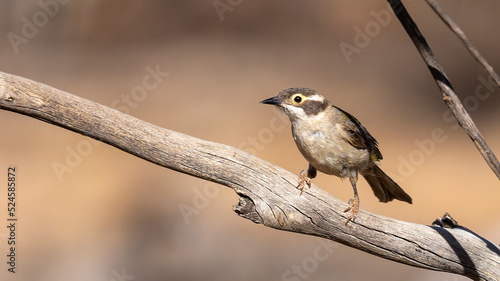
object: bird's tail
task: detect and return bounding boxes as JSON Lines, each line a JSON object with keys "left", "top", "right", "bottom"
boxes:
{"left": 361, "top": 165, "right": 412, "bottom": 204}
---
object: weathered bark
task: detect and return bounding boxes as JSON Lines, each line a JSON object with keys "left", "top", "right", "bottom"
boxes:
{"left": 1, "top": 71, "right": 499, "bottom": 280}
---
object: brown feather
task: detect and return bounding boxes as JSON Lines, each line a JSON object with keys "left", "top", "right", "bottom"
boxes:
{"left": 335, "top": 106, "right": 383, "bottom": 161}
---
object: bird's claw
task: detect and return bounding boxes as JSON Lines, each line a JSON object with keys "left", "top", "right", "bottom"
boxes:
{"left": 297, "top": 169, "right": 311, "bottom": 195}
{"left": 343, "top": 197, "right": 359, "bottom": 225}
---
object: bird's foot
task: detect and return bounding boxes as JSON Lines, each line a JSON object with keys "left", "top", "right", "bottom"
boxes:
{"left": 343, "top": 197, "right": 359, "bottom": 225}
{"left": 297, "top": 169, "right": 312, "bottom": 195}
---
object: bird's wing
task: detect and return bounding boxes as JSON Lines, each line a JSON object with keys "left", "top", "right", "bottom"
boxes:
{"left": 335, "top": 107, "right": 383, "bottom": 160}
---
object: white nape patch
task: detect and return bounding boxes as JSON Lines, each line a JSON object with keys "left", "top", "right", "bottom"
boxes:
{"left": 307, "top": 94, "right": 325, "bottom": 102}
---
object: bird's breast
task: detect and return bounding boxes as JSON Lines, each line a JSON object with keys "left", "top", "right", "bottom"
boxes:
{"left": 292, "top": 121, "right": 370, "bottom": 177}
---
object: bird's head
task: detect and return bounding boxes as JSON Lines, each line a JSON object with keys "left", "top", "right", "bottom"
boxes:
{"left": 260, "top": 87, "right": 330, "bottom": 121}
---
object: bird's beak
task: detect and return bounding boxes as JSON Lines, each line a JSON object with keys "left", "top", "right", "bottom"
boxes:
{"left": 260, "top": 96, "right": 282, "bottom": 106}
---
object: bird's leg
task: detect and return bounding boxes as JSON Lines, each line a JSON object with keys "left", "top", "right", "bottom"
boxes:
{"left": 344, "top": 176, "right": 360, "bottom": 225}
{"left": 297, "top": 164, "right": 316, "bottom": 195}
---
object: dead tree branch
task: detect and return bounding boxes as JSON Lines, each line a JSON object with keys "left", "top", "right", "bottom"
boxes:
{"left": 388, "top": 0, "right": 500, "bottom": 180}
{"left": 426, "top": 0, "right": 500, "bottom": 87}
{"left": 0, "top": 71, "right": 499, "bottom": 280}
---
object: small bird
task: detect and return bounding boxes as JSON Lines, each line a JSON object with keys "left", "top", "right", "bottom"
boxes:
{"left": 261, "top": 87, "right": 412, "bottom": 224}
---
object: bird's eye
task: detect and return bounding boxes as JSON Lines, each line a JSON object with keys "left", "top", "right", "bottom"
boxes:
{"left": 293, "top": 95, "right": 302, "bottom": 103}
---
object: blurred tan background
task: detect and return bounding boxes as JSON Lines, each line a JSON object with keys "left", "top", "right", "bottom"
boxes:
{"left": 1, "top": 1, "right": 499, "bottom": 280}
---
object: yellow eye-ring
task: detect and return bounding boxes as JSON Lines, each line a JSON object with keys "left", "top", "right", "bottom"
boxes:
{"left": 291, "top": 94, "right": 306, "bottom": 105}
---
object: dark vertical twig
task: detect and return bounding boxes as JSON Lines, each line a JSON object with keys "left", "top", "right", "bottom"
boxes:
{"left": 426, "top": 0, "right": 500, "bottom": 88}
{"left": 387, "top": 0, "right": 500, "bottom": 180}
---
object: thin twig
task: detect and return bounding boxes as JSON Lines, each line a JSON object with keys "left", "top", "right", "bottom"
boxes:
{"left": 426, "top": 0, "right": 500, "bottom": 88}
{"left": 387, "top": 0, "right": 500, "bottom": 180}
